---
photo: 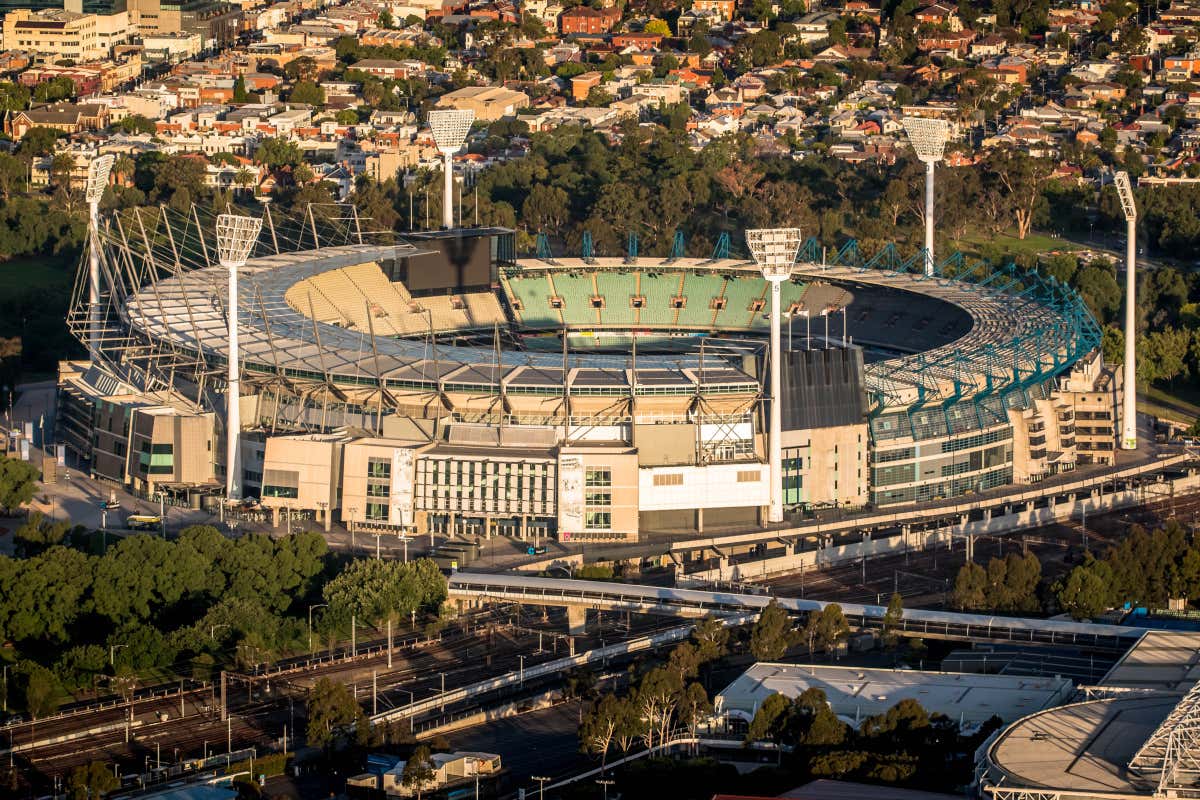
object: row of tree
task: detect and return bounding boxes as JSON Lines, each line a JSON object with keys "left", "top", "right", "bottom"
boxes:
{"left": 0, "top": 520, "right": 447, "bottom": 718}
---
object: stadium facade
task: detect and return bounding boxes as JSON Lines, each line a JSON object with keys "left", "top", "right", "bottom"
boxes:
{"left": 57, "top": 204, "right": 1122, "bottom": 541}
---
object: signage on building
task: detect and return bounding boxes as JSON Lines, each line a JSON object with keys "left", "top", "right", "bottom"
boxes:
{"left": 391, "top": 447, "right": 414, "bottom": 527}
{"left": 557, "top": 454, "right": 584, "bottom": 534}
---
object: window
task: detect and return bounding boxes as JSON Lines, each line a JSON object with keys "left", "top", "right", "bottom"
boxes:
{"left": 585, "top": 468, "right": 611, "bottom": 487}
{"left": 586, "top": 511, "right": 611, "bottom": 529}
{"left": 366, "top": 483, "right": 389, "bottom": 497}
{"left": 263, "top": 484, "right": 298, "bottom": 498}
{"left": 653, "top": 473, "right": 683, "bottom": 486}
{"left": 737, "top": 470, "right": 760, "bottom": 482}
{"left": 365, "top": 503, "right": 388, "bottom": 521}
{"left": 367, "top": 458, "right": 391, "bottom": 479}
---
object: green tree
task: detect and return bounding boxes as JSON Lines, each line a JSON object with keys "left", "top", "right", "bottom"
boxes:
{"left": 0, "top": 455, "right": 39, "bottom": 512}
{"left": 306, "top": 677, "right": 366, "bottom": 749}
{"left": 17, "top": 127, "right": 62, "bottom": 158}
{"left": 22, "top": 663, "right": 62, "bottom": 719}
{"left": 67, "top": 760, "right": 119, "bottom": 800}
{"left": 746, "top": 691, "right": 791, "bottom": 745}
{"left": 233, "top": 76, "right": 250, "bottom": 103}
{"left": 691, "top": 615, "right": 730, "bottom": 663}
{"left": 1053, "top": 554, "right": 1114, "bottom": 620}
{"left": 882, "top": 592, "right": 903, "bottom": 648}
{"left": 580, "top": 693, "right": 633, "bottom": 768}
{"left": 402, "top": 744, "right": 436, "bottom": 800}
{"left": 322, "top": 558, "right": 447, "bottom": 627}
{"left": 952, "top": 562, "right": 987, "bottom": 610}
{"left": 803, "top": 604, "right": 849, "bottom": 655}
{"left": 255, "top": 137, "right": 304, "bottom": 168}
{"left": 112, "top": 115, "right": 156, "bottom": 135}
{"left": 289, "top": 80, "right": 326, "bottom": 107}
{"left": 750, "top": 599, "right": 797, "bottom": 661}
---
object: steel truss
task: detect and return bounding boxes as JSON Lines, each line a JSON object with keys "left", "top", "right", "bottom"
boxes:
{"left": 1128, "top": 679, "right": 1200, "bottom": 796}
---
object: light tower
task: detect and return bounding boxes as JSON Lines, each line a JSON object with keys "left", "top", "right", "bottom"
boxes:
{"left": 902, "top": 117, "right": 952, "bottom": 277}
{"left": 428, "top": 109, "right": 474, "bottom": 230}
{"left": 1114, "top": 171, "right": 1138, "bottom": 450}
{"left": 216, "top": 213, "right": 263, "bottom": 500}
{"left": 747, "top": 227, "right": 802, "bottom": 525}
{"left": 85, "top": 153, "right": 114, "bottom": 363}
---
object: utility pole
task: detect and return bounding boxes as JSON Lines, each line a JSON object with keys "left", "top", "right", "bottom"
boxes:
{"left": 220, "top": 670, "right": 227, "bottom": 722}
{"left": 387, "top": 618, "right": 393, "bottom": 669}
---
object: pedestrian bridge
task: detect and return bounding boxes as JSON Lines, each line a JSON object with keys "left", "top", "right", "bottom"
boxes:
{"left": 448, "top": 573, "right": 1142, "bottom": 651}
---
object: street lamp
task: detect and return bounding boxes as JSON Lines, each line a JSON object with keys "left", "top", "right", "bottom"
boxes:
{"left": 532, "top": 776, "right": 552, "bottom": 800}
{"left": 1114, "top": 170, "right": 1137, "bottom": 451}
{"left": 308, "top": 603, "right": 328, "bottom": 652}
{"left": 110, "top": 643, "right": 128, "bottom": 666}
{"left": 902, "top": 116, "right": 951, "bottom": 277}
{"left": 215, "top": 213, "right": 263, "bottom": 501}
{"left": 85, "top": 153, "right": 115, "bottom": 365}
{"left": 746, "top": 227, "right": 802, "bottom": 525}
{"left": 428, "top": 109, "right": 473, "bottom": 230}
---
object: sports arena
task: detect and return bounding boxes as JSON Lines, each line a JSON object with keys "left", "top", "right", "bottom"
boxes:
{"left": 57, "top": 203, "right": 1120, "bottom": 540}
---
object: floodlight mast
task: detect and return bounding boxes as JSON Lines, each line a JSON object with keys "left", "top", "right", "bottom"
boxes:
{"left": 428, "top": 109, "right": 474, "bottom": 230}
{"left": 85, "top": 153, "right": 114, "bottom": 363}
{"left": 746, "top": 228, "right": 802, "bottom": 525}
{"left": 216, "top": 214, "right": 263, "bottom": 501}
{"left": 902, "top": 117, "right": 951, "bottom": 277}
{"left": 1114, "top": 171, "right": 1137, "bottom": 451}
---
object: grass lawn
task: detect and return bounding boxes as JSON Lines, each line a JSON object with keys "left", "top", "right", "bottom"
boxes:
{"left": 949, "top": 230, "right": 1085, "bottom": 260}
{"left": 1139, "top": 383, "right": 1200, "bottom": 425}
{"left": 0, "top": 254, "right": 75, "bottom": 295}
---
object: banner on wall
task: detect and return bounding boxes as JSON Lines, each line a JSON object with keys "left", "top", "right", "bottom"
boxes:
{"left": 390, "top": 447, "right": 414, "bottom": 527}
{"left": 557, "top": 454, "right": 584, "bottom": 534}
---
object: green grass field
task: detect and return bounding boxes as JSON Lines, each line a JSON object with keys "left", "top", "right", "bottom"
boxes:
{"left": 0, "top": 254, "right": 75, "bottom": 294}
{"left": 949, "top": 230, "right": 1084, "bottom": 260}
{"left": 1140, "top": 383, "right": 1200, "bottom": 426}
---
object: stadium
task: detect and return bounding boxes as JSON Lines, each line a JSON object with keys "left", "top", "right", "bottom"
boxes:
{"left": 53, "top": 194, "right": 1121, "bottom": 541}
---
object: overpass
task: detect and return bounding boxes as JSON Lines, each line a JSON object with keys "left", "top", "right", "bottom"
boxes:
{"left": 448, "top": 573, "right": 1143, "bottom": 651}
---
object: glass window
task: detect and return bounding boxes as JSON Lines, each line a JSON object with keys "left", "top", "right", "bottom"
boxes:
{"left": 585, "top": 511, "right": 611, "bottom": 529}
{"left": 585, "top": 468, "right": 611, "bottom": 487}
{"left": 366, "top": 502, "right": 388, "bottom": 521}
{"left": 367, "top": 458, "right": 391, "bottom": 479}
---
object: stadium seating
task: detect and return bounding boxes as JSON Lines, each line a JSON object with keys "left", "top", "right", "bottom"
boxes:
{"left": 594, "top": 271, "right": 638, "bottom": 327}
{"left": 678, "top": 273, "right": 725, "bottom": 328}
{"left": 638, "top": 271, "right": 683, "bottom": 327}
{"left": 546, "top": 272, "right": 598, "bottom": 325}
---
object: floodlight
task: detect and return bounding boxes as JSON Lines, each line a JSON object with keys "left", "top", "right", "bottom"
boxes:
{"left": 429, "top": 109, "right": 474, "bottom": 229}
{"left": 85, "top": 154, "right": 114, "bottom": 205}
{"left": 746, "top": 226, "right": 801, "bottom": 525}
{"left": 215, "top": 214, "right": 262, "bottom": 500}
{"left": 1114, "top": 170, "right": 1137, "bottom": 222}
{"left": 903, "top": 117, "right": 952, "bottom": 277}
{"left": 1114, "top": 170, "right": 1137, "bottom": 450}
{"left": 428, "top": 108, "right": 474, "bottom": 152}
{"left": 216, "top": 213, "right": 262, "bottom": 267}
{"left": 902, "top": 116, "right": 951, "bottom": 163}
{"left": 85, "top": 153, "right": 116, "bottom": 364}
{"left": 746, "top": 228, "right": 802, "bottom": 281}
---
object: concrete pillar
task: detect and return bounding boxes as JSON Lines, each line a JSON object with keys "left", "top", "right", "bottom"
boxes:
{"left": 271, "top": 506, "right": 280, "bottom": 529}
{"left": 520, "top": 514, "right": 527, "bottom": 541}
{"left": 448, "top": 511, "right": 456, "bottom": 538}
{"left": 697, "top": 507, "right": 704, "bottom": 534}
{"left": 323, "top": 507, "right": 331, "bottom": 532}
{"left": 566, "top": 605, "right": 587, "bottom": 636}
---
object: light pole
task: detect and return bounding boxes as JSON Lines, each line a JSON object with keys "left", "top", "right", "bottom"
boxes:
{"left": 428, "top": 109, "right": 474, "bottom": 230}
{"left": 110, "top": 643, "right": 127, "bottom": 666}
{"left": 597, "top": 779, "right": 615, "bottom": 800}
{"left": 1114, "top": 170, "right": 1138, "bottom": 451}
{"left": 209, "top": 623, "right": 229, "bottom": 640}
{"left": 532, "top": 776, "right": 552, "bottom": 800}
{"left": 746, "top": 228, "right": 802, "bottom": 525}
{"left": 85, "top": 153, "right": 114, "bottom": 364}
{"left": 215, "top": 214, "right": 263, "bottom": 501}
{"left": 308, "top": 603, "right": 328, "bottom": 652}
{"left": 902, "top": 116, "right": 951, "bottom": 277}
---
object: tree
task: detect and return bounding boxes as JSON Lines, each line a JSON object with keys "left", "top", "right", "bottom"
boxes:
{"left": 746, "top": 692, "right": 791, "bottom": 745}
{"left": 635, "top": 667, "right": 682, "bottom": 750}
{"left": 67, "top": 761, "right": 118, "bottom": 800}
{"left": 377, "top": 8, "right": 396, "bottom": 27}
{"left": 233, "top": 76, "right": 250, "bottom": 103}
{"left": 691, "top": 616, "right": 729, "bottom": 664}
{"left": 983, "top": 148, "right": 1051, "bottom": 240}
{"left": 289, "top": 80, "right": 326, "bottom": 107}
{"left": 644, "top": 18, "right": 671, "bottom": 36}
{"left": 803, "top": 605, "right": 849, "bottom": 655}
{"left": 22, "top": 664, "right": 62, "bottom": 719}
{"left": 1053, "top": 554, "right": 1114, "bottom": 620}
{"left": 580, "top": 693, "right": 630, "bottom": 768}
{"left": 306, "top": 677, "right": 365, "bottom": 749}
{"left": 750, "top": 599, "right": 796, "bottom": 661}
{"left": 675, "top": 682, "right": 711, "bottom": 742}
{"left": 13, "top": 511, "right": 70, "bottom": 555}
{"left": 18, "top": 127, "right": 62, "bottom": 158}
{"left": 402, "top": 744, "right": 436, "bottom": 800}
{"left": 0, "top": 455, "right": 39, "bottom": 512}
{"left": 255, "top": 137, "right": 304, "bottom": 169}
{"left": 322, "top": 558, "right": 447, "bottom": 627}
{"left": 111, "top": 115, "right": 156, "bottom": 135}
{"left": 952, "top": 562, "right": 987, "bottom": 610}
{"left": 882, "top": 592, "right": 903, "bottom": 648}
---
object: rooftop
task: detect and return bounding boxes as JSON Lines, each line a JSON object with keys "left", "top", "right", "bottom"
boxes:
{"left": 715, "top": 663, "right": 1074, "bottom": 726}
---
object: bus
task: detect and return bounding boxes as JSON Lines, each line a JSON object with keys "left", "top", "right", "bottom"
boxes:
{"left": 126, "top": 515, "right": 162, "bottom": 531}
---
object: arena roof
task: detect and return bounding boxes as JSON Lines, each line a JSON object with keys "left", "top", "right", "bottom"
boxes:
{"left": 715, "top": 662, "right": 1073, "bottom": 727}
